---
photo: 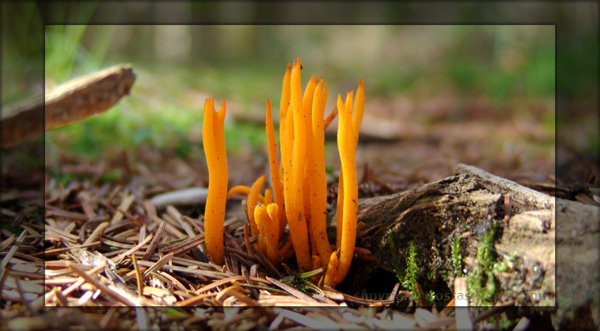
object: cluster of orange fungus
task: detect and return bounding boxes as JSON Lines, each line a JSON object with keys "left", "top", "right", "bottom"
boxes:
{"left": 202, "top": 99, "right": 228, "bottom": 265}
{"left": 203, "top": 58, "right": 364, "bottom": 288}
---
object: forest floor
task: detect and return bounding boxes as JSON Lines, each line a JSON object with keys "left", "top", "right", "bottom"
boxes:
{"left": 3, "top": 71, "right": 599, "bottom": 330}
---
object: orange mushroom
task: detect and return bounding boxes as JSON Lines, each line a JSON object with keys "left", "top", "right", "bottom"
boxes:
{"left": 265, "top": 203, "right": 280, "bottom": 263}
{"left": 265, "top": 99, "right": 286, "bottom": 236}
{"left": 324, "top": 106, "right": 338, "bottom": 129}
{"left": 252, "top": 195, "right": 280, "bottom": 264}
{"left": 227, "top": 185, "right": 265, "bottom": 203}
{"left": 335, "top": 169, "right": 344, "bottom": 247}
{"left": 254, "top": 204, "right": 267, "bottom": 254}
{"left": 202, "top": 98, "right": 228, "bottom": 265}
{"left": 325, "top": 80, "right": 365, "bottom": 287}
{"left": 201, "top": 58, "right": 364, "bottom": 286}
{"left": 264, "top": 188, "right": 273, "bottom": 205}
{"left": 301, "top": 76, "right": 317, "bottom": 222}
{"left": 247, "top": 174, "right": 266, "bottom": 238}
{"left": 284, "top": 58, "right": 312, "bottom": 271}
{"left": 279, "top": 64, "right": 294, "bottom": 239}
{"left": 309, "top": 79, "right": 333, "bottom": 266}
{"left": 209, "top": 59, "right": 363, "bottom": 286}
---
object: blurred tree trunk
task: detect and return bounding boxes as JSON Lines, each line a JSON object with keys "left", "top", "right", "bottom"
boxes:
{"left": 153, "top": 3, "right": 191, "bottom": 64}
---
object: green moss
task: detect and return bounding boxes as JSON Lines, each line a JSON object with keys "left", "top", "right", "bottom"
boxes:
{"left": 403, "top": 242, "right": 419, "bottom": 298}
{"left": 387, "top": 230, "right": 423, "bottom": 303}
{"left": 165, "top": 308, "right": 188, "bottom": 319}
{"left": 281, "top": 268, "right": 324, "bottom": 294}
{"left": 499, "top": 318, "right": 520, "bottom": 330}
{"left": 451, "top": 236, "right": 463, "bottom": 275}
{"left": 98, "top": 169, "right": 123, "bottom": 184}
{"left": 426, "top": 290, "right": 436, "bottom": 306}
{"left": 467, "top": 221, "right": 500, "bottom": 306}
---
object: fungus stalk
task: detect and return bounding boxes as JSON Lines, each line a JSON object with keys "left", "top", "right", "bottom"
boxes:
{"left": 247, "top": 175, "right": 267, "bottom": 237}
{"left": 265, "top": 99, "right": 286, "bottom": 236}
{"left": 309, "top": 79, "right": 332, "bottom": 267}
{"left": 325, "top": 80, "right": 365, "bottom": 287}
{"left": 265, "top": 203, "right": 280, "bottom": 263}
{"left": 202, "top": 98, "right": 228, "bottom": 265}
{"left": 284, "top": 59, "right": 312, "bottom": 271}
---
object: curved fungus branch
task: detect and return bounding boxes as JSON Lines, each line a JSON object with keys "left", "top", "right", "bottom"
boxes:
{"left": 247, "top": 174, "right": 267, "bottom": 238}
{"left": 202, "top": 98, "right": 228, "bottom": 265}
{"left": 227, "top": 185, "right": 264, "bottom": 203}
{"left": 324, "top": 105, "right": 338, "bottom": 129}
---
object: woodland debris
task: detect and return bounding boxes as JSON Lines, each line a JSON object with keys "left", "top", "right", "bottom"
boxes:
{"left": 352, "top": 163, "right": 559, "bottom": 307}
{"left": 3, "top": 157, "right": 590, "bottom": 329}
{"left": 1, "top": 64, "right": 135, "bottom": 148}
{"left": 149, "top": 188, "right": 209, "bottom": 210}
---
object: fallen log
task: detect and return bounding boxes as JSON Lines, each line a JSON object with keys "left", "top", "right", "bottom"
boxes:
{"left": 335, "top": 163, "right": 597, "bottom": 329}
{"left": 0, "top": 64, "right": 136, "bottom": 148}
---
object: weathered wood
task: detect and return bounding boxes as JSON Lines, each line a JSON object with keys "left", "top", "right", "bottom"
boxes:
{"left": 455, "top": 164, "right": 599, "bottom": 328}
{"left": 455, "top": 163, "right": 554, "bottom": 210}
{"left": 149, "top": 188, "right": 209, "bottom": 210}
{"left": 1, "top": 64, "right": 136, "bottom": 148}
{"left": 339, "top": 164, "right": 597, "bottom": 328}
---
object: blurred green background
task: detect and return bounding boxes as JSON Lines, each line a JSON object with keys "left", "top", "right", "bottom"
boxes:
{"left": 1, "top": 2, "right": 599, "bottom": 188}
{"left": 40, "top": 25, "right": 556, "bottom": 159}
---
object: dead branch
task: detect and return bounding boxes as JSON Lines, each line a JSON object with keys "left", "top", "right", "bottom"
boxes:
{"left": 1, "top": 64, "right": 135, "bottom": 148}
{"left": 149, "top": 188, "right": 209, "bottom": 209}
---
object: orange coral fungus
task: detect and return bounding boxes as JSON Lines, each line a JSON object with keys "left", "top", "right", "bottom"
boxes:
{"left": 202, "top": 98, "right": 228, "bottom": 265}
{"left": 265, "top": 99, "right": 286, "bottom": 235}
{"left": 206, "top": 58, "right": 364, "bottom": 286}
{"left": 282, "top": 58, "right": 312, "bottom": 271}
{"left": 251, "top": 197, "right": 280, "bottom": 263}
{"left": 336, "top": 169, "right": 344, "bottom": 247}
{"left": 301, "top": 76, "right": 317, "bottom": 221}
{"left": 264, "top": 203, "right": 280, "bottom": 263}
{"left": 325, "top": 81, "right": 365, "bottom": 287}
{"left": 324, "top": 105, "right": 338, "bottom": 129}
{"left": 247, "top": 175, "right": 266, "bottom": 237}
{"left": 264, "top": 188, "right": 272, "bottom": 205}
{"left": 309, "top": 79, "right": 332, "bottom": 267}
{"left": 227, "top": 185, "right": 264, "bottom": 203}
{"left": 254, "top": 204, "right": 267, "bottom": 254}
